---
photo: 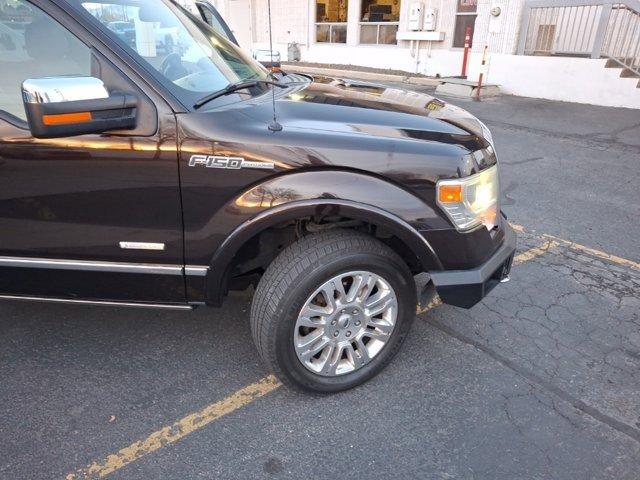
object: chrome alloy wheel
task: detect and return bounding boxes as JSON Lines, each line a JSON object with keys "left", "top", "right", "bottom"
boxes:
{"left": 293, "top": 271, "right": 398, "bottom": 377}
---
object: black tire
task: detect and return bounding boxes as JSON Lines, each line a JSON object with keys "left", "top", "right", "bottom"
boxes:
{"left": 250, "top": 229, "right": 417, "bottom": 393}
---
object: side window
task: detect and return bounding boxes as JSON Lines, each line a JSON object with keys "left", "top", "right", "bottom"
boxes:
{"left": 197, "top": 4, "right": 233, "bottom": 44}
{"left": 80, "top": 0, "right": 263, "bottom": 99}
{"left": 0, "top": 0, "right": 91, "bottom": 121}
{"left": 197, "top": 5, "right": 215, "bottom": 27}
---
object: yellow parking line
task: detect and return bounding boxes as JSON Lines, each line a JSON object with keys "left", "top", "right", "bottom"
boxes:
{"left": 65, "top": 375, "right": 281, "bottom": 480}
{"left": 542, "top": 233, "right": 640, "bottom": 270}
{"left": 512, "top": 223, "right": 639, "bottom": 270}
{"left": 416, "top": 238, "right": 558, "bottom": 316}
{"left": 513, "top": 239, "right": 561, "bottom": 266}
{"left": 65, "top": 224, "right": 637, "bottom": 479}
{"left": 416, "top": 297, "right": 442, "bottom": 315}
{"left": 416, "top": 232, "right": 570, "bottom": 316}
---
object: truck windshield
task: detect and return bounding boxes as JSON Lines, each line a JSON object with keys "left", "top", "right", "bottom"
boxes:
{"left": 75, "top": 0, "right": 268, "bottom": 108}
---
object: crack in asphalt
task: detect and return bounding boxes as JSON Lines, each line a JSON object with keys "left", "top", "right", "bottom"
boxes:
{"left": 500, "top": 387, "right": 555, "bottom": 472}
{"left": 428, "top": 318, "right": 640, "bottom": 444}
{"left": 501, "top": 156, "right": 545, "bottom": 166}
{"left": 423, "top": 230, "right": 640, "bottom": 446}
{"left": 599, "top": 121, "right": 640, "bottom": 140}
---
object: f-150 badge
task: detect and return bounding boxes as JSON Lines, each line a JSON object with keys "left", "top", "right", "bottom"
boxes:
{"left": 188, "top": 155, "right": 274, "bottom": 170}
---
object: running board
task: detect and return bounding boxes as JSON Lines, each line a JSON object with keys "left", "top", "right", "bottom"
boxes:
{"left": 0, "top": 294, "right": 194, "bottom": 310}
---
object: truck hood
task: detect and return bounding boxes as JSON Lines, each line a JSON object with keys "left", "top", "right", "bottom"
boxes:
{"left": 264, "top": 74, "right": 493, "bottom": 151}
{"left": 196, "top": 73, "right": 493, "bottom": 155}
{"left": 185, "top": 74, "right": 496, "bottom": 184}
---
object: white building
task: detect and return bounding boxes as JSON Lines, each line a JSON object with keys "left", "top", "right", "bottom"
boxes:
{"left": 212, "top": 0, "right": 640, "bottom": 108}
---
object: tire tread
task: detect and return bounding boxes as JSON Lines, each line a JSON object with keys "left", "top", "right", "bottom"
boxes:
{"left": 250, "top": 229, "right": 414, "bottom": 391}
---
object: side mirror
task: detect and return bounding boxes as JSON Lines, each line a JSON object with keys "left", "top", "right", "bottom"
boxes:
{"left": 22, "top": 76, "right": 137, "bottom": 138}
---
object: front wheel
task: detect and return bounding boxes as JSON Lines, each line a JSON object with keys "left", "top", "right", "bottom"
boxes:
{"left": 250, "top": 230, "right": 417, "bottom": 393}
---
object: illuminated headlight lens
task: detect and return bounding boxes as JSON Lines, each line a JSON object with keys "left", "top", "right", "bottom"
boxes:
{"left": 437, "top": 165, "right": 499, "bottom": 231}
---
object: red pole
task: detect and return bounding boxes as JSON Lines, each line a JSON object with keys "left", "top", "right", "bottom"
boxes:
{"left": 461, "top": 26, "right": 472, "bottom": 78}
{"left": 476, "top": 45, "right": 488, "bottom": 100}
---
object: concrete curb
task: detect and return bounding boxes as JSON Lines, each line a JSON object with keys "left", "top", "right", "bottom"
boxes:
{"left": 281, "top": 64, "right": 442, "bottom": 87}
{"left": 435, "top": 83, "right": 501, "bottom": 98}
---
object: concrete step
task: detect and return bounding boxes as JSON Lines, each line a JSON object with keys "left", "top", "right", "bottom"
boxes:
{"left": 436, "top": 78, "right": 501, "bottom": 98}
{"left": 620, "top": 68, "right": 640, "bottom": 78}
{"left": 603, "top": 58, "right": 639, "bottom": 87}
{"left": 605, "top": 57, "right": 636, "bottom": 68}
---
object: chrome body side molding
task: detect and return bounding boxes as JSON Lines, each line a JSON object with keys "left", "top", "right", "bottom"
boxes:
{"left": 0, "top": 295, "right": 194, "bottom": 310}
{"left": 0, "top": 256, "right": 183, "bottom": 275}
{"left": 0, "top": 256, "right": 210, "bottom": 281}
{"left": 185, "top": 265, "right": 209, "bottom": 276}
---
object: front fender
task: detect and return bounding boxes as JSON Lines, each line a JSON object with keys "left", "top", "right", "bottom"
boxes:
{"left": 183, "top": 169, "right": 447, "bottom": 304}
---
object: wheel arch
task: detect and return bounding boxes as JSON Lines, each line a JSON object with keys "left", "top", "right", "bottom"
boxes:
{"left": 204, "top": 198, "right": 443, "bottom": 306}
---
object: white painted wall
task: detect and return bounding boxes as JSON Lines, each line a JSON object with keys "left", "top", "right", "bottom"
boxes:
{"left": 253, "top": 0, "right": 309, "bottom": 45}
{"left": 303, "top": 44, "right": 416, "bottom": 69}
{"left": 227, "top": 0, "right": 640, "bottom": 108}
{"left": 249, "top": 0, "right": 528, "bottom": 74}
{"left": 296, "top": 45, "right": 640, "bottom": 109}
{"left": 225, "top": 0, "right": 254, "bottom": 47}
{"left": 300, "top": 43, "right": 467, "bottom": 77}
{"left": 472, "top": 0, "right": 525, "bottom": 54}
{"left": 468, "top": 54, "right": 640, "bottom": 109}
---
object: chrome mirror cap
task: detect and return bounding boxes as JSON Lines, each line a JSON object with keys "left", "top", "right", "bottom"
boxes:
{"left": 22, "top": 76, "right": 109, "bottom": 104}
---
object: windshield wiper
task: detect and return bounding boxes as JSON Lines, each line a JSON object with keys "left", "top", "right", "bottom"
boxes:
{"left": 193, "top": 80, "right": 287, "bottom": 109}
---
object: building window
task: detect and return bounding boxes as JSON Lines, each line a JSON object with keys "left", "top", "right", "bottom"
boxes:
{"left": 453, "top": 0, "right": 477, "bottom": 48}
{"left": 359, "top": 0, "right": 400, "bottom": 45}
{"left": 316, "top": 0, "right": 348, "bottom": 43}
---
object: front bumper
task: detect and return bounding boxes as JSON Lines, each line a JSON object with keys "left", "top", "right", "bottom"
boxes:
{"left": 428, "top": 222, "right": 516, "bottom": 309}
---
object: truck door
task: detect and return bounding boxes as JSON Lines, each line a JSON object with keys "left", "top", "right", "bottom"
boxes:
{"left": 0, "top": 0, "right": 185, "bottom": 304}
{"left": 195, "top": 1, "right": 240, "bottom": 46}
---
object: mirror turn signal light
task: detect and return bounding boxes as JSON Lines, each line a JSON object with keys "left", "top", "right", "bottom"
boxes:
{"left": 42, "top": 111, "right": 92, "bottom": 126}
{"left": 438, "top": 184, "right": 463, "bottom": 203}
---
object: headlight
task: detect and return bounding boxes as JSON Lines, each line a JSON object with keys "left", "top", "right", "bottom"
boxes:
{"left": 437, "top": 165, "right": 499, "bottom": 231}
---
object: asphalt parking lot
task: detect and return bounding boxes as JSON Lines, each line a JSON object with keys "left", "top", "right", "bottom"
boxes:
{"left": 1, "top": 91, "right": 639, "bottom": 479}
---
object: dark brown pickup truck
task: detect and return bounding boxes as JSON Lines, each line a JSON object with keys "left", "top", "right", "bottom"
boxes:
{"left": 0, "top": 0, "right": 515, "bottom": 391}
